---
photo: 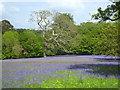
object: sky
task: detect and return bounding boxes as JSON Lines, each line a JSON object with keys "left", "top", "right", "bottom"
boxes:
{"left": 0, "top": 0, "right": 112, "bottom": 29}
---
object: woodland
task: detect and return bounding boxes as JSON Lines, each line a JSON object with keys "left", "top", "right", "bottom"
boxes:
{"left": 0, "top": 1, "right": 120, "bottom": 59}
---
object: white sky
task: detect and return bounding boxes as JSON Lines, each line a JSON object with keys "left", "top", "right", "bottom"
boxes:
{"left": 0, "top": 0, "right": 113, "bottom": 29}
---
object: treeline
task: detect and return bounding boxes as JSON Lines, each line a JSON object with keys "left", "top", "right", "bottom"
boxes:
{"left": 1, "top": 19, "right": 119, "bottom": 59}
{"left": 2, "top": 29, "right": 44, "bottom": 59}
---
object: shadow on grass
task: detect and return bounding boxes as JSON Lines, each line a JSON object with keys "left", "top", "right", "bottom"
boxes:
{"left": 68, "top": 63, "right": 119, "bottom": 77}
{"left": 94, "top": 57, "right": 120, "bottom": 62}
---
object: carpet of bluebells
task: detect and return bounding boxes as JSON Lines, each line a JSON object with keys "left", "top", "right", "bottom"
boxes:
{"left": 2, "top": 55, "right": 120, "bottom": 88}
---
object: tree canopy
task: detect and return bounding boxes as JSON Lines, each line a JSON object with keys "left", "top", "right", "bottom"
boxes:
{"left": 92, "top": 1, "right": 120, "bottom": 21}
{"left": 2, "top": 9, "right": 119, "bottom": 59}
{"left": 0, "top": 20, "right": 14, "bottom": 34}
{"left": 30, "top": 11, "right": 77, "bottom": 57}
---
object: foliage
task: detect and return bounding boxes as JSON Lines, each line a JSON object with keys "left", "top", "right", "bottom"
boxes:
{"left": 2, "top": 30, "right": 44, "bottom": 59}
{"left": 20, "top": 30, "right": 44, "bottom": 58}
{"left": 77, "top": 22, "right": 119, "bottom": 56}
{"left": 30, "top": 11, "right": 78, "bottom": 56}
{"left": 0, "top": 20, "right": 14, "bottom": 34}
{"left": 2, "top": 10, "right": 119, "bottom": 59}
{"left": 2, "top": 31, "right": 21, "bottom": 59}
{"left": 75, "top": 22, "right": 103, "bottom": 55}
{"left": 92, "top": 1, "right": 119, "bottom": 56}
{"left": 92, "top": 1, "right": 120, "bottom": 21}
{"left": 30, "top": 10, "right": 57, "bottom": 57}
{"left": 76, "top": 22, "right": 98, "bottom": 55}
{"left": 46, "top": 13, "right": 78, "bottom": 55}
{"left": 93, "top": 22, "right": 119, "bottom": 56}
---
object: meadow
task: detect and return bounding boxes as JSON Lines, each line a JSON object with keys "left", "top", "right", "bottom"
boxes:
{"left": 2, "top": 55, "right": 119, "bottom": 88}
{"left": 1, "top": 1, "right": 120, "bottom": 89}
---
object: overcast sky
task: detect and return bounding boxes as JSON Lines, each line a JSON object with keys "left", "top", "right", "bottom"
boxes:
{"left": 0, "top": 0, "right": 112, "bottom": 29}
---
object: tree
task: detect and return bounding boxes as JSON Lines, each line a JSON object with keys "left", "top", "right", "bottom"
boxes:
{"left": 30, "top": 11, "right": 77, "bottom": 57}
{"left": 20, "top": 30, "right": 43, "bottom": 58}
{"left": 76, "top": 22, "right": 102, "bottom": 55}
{"left": 30, "top": 10, "right": 56, "bottom": 57}
{"left": 92, "top": 0, "right": 120, "bottom": 57}
{"left": 0, "top": 29, "right": 1, "bottom": 59}
{"left": 92, "top": 1, "right": 120, "bottom": 21}
{"left": 93, "top": 22, "right": 119, "bottom": 56}
{"left": 46, "top": 13, "right": 77, "bottom": 55}
{"left": 2, "top": 31, "right": 23, "bottom": 59}
{"left": 0, "top": 20, "right": 14, "bottom": 34}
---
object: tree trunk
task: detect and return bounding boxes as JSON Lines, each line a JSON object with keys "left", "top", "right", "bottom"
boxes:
{"left": 43, "top": 51, "right": 46, "bottom": 57}
{"left": 43, "top": 30, "right": 46, "bottom": 57}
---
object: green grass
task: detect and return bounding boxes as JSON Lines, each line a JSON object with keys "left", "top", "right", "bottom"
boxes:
{"left": 20, "top": 70, "right": 118, "bottom": 88}
{"left": 91, "top": 66, "right": 118, "bottom": 71}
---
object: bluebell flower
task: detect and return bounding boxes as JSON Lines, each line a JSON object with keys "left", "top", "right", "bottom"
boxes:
{"left": 59, "top": 74, "right": 65, "bottom": 77}
{"left": 108, "top": 75, "right": 115, "bottom": 78}
{"left": 118, "top": 75, "right": 120, "bottom": 78}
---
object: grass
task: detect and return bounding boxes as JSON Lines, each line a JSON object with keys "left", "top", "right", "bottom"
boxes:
{"left": 3, "top": 57, "right": 119, "bottom": 88}
{"left": 91, "top": 66, "right": 118, "bottom": 71}
{"left": 20, "top": 70, "right": 118, "bottom": 88}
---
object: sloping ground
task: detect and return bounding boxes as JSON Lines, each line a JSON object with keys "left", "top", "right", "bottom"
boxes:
{"left": 2, "top": 55, "right": 119, "bottom": 88}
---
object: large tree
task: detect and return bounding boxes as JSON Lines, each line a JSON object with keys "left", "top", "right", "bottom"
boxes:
{"left": 2, "top": 31, "right": 23, "bottom": 59}
{"left": 20, "top": 30, "right": 43, "bottom": 58}
{"left": 46, "top": 13, "right": 77, "bottom": 55}
{"left": 92, "top": 0, "right": 120, "bottom": 56}
{"left": 92, "top": 22, "right": 119, "bottom": 56}
{"left": 30, "top": 11, "right": 77, "bottom": 57}
{"left": 30, "top": 10, "right": 57, "bottom": 57}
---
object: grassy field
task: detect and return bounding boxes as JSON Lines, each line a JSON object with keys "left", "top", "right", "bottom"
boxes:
{"left": 2, "top": 55, "right": 119, "bottom": 88}
{"left": 20, "top": 70, "right": 118, "bottom": 88}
